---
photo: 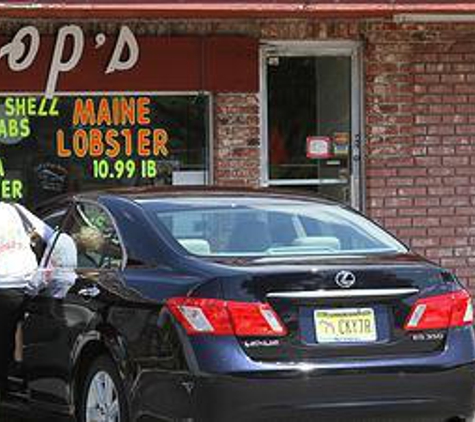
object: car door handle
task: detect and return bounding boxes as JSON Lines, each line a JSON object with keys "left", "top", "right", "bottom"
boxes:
{"left": 78, "top": 286, "right": 100, "bottom": 298}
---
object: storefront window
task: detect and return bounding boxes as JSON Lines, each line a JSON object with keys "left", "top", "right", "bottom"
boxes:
{"left": 0, "top": 94, "right": 209, "bottom": 207}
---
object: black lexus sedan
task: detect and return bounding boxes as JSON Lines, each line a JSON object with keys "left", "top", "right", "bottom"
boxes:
{"left": 5, "top": 188, "right": 475, "bottom": 422}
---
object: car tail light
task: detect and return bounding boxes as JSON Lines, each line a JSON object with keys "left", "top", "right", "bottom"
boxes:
{"left": 166, "top": 297, "right": 288, "bottom": 337}
{"left": 404, "top": 290, "right": 474, "bottom": 331}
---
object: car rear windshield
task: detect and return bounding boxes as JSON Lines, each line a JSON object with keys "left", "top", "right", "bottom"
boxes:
{"left": 141, "top": 197, "right": 407, "bottom": 257}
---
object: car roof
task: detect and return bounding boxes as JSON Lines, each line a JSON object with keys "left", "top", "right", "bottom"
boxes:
{"left": 80, "top": 186, "right": 339, "bottom": 206}
{"left": 35, "top": 186, "right": 342, "bottom": 215}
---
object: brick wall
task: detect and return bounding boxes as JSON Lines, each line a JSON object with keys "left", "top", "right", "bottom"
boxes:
{"left": 213, "top": 93, "right": 261, "bottom": 186}
{"left": 364, "top": 21, "right": 475, "bottom": 286}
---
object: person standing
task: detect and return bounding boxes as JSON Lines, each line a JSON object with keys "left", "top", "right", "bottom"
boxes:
{"left": 0, "top": 202, "right": 52, "bottom": 395}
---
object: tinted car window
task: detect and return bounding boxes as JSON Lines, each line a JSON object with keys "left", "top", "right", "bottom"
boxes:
{"left": 51, "top": 203, "right": 123, "bottom": 269}
{"left": 142, "top": 198, "right": 407, "bottom": 257}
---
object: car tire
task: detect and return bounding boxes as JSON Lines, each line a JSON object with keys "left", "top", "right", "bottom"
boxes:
{"left": 77, "top": 355, "right": 129, "bottom": 422}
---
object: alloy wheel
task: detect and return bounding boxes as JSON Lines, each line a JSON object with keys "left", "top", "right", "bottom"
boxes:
{"left": 85, "top": 370, "right": 121, "bottom": 422}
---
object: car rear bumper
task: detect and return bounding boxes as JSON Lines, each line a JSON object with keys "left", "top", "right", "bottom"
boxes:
{"left": 133, "top": 360, "right": 475, "bottom": 422}
{"left": 191, "top": 361, "right": 475, "bottom": 422}
{"left": 133, "top": 328, "right": 475, "bottom": 421}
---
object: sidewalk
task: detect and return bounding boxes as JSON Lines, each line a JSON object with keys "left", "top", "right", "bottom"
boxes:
{"left": 0, "top": 405, "right": 68, "bottom": 422}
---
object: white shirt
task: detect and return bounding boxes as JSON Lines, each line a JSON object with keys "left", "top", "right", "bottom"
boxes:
{"left": 32, "top": 232, "right": 78, "bottom": 296}
{"left": 0, "top": 202, "right": 53, "bottom": 289}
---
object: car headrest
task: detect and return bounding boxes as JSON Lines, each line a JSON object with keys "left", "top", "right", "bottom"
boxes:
{"left": 178, "top": 239, "right": 211, "bottom": 256}
{"left": 292, "top": 236, "right": 341, "bottom": 251}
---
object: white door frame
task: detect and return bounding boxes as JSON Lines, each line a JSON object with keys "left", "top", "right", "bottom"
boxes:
{"left": 259, "top": 40, "right": 365, "bottom": 210}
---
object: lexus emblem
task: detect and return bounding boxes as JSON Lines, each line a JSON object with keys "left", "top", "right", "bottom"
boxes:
{"left": 335, "top": 271, "right": 356, "bottom": 288}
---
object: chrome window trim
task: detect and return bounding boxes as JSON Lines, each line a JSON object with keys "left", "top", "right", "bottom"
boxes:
{"left": 267, "top": 288, "right": 419, "bottom": 300}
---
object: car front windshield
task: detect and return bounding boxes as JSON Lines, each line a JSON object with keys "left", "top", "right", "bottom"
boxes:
{"left": 141, "top": 197, "right": 407, "bottom": 258}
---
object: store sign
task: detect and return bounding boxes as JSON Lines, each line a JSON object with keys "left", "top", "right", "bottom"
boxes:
{"left": 0, "top": 25, "right": 139, "bottom": 97}
{"left": 0, "top": 158, "right": 22, "bottom": 200}
{"left": 0, "top": 34, "right": 258, "bottom": 93}
{"left": 56, "top": 96, "right": 169, "bottom": 180}
{"left": 306, "top": 136, "right": 332, "bottom": 159}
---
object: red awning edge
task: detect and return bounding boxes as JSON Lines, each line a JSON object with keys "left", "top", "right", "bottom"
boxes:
{"left": 2, "top": 2, "right": 475, "bottom": 19}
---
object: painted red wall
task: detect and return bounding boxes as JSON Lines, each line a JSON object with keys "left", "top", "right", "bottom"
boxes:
{"left": 0, "top": 35, "right": 258, "bottom": 93}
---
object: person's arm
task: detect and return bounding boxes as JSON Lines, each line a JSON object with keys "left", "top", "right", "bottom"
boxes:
{"left": 16, "top": 204, "right": 54, "bottom": 242}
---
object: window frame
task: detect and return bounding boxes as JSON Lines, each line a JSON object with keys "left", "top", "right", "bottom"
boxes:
{"left": 0, "top": 91, "right": 213, "bottom": 207}
{"left": 39, "top": 203, "right": 71, "bottom": 268}
{"left": 260, "top": 41, "right": 365, "bottom": 211}
{"left": 42, "top": 209, "right": 69, "bottom": 231}
{"left": 46, "top": 199, "right": 128, "bottom": 271}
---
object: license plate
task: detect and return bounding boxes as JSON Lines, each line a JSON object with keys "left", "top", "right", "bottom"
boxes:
{"left": 314, "top": 308, "right": 377, "bottom": 343}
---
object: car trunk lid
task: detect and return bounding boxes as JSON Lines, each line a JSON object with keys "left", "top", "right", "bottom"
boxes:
{"left": 217, "top": 255, "right": 457, "bottom": 361}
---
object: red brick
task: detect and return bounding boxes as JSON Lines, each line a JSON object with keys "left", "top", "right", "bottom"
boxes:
{"left": 428, "top": 167, "right": 455, "bottom": 176}
{"left": 415, "top": 74, "right": 440, "bottom": 84}
{"left": 387, "top": 178, "right": 415, "bottom": 187}
{"left": 427, "top": 207, "right": 455, "bottom": 216}
{"left": 428, "top": 186, "right": 455, "bottom": 196}
{"left": 412, "top": 238, "right": 439, "bottom": 248}
{"left": 399, "top": 208, "right": 427, "bottom": 217}
{"left": 441, "top": 197, "right": 469, "bottom": 206}
{"left": 456, "top": 125, "right": 475, "bottom": 135}
{"left": 384, "top": 197, "right": 413, "bottom": 207}
{"left": 383, "top": 217, "right": 413, "bottom": 228}
{"left": 413, "top": 217, "right": 440, "bottom": 227}
{"left": 367, "top": 187, "right": 398, "bottom": 197}
{"left": 456, "top": 104, "right": 475, "bottom": 113}
{"left": 397, "top": 187, "right": 427, "bottom": 197}
{"left": 442, "top": 94, "right": 468, "bottom": 103}
{"left": 454, "top": 247, "right": 475, "bottom": 257}
{"left": 371, "top": 208, "right": 397, "bottom": 218}
{"left": 415, "top": 177, "right": 442, "bottom": 186}
{"left": 426, "top": 63, "right": 451, "bottom": 73}
{"left": 456, "top": 186, "right": 475, "bottom": 195}
{"left": 428, "top": 125, "right": 455, "bottom": 136}
{"left": 367, "top": 179, "right": 386, "bottom": 188}
{"left": 415, "top": 156, "right": 442, "bottom": 167}
{"left": 429, "top": 227, "right": 456, "bottom": 237}
{"left": 398, "top": 167, "right": 427, "bottom": 177}
{"left": 385, "top": 157, "right": 416, "bottom": 167}
{"left": 415, "top": 115, "right": 441, "bottom": 125}
{"left": 427, "top": 146, "right": 455, "bottom": 155}
{"left": 398, "top": 228, "right": 427, "bottom": 238}
{"left": 443, "top": 156, "right": 469, "bottom": 166}
{"left": 441, "top": 258, "right": 469, "bottom": 267}
{"left": 440, "top": 216, "right": 470, "bottom": 227}
{"left": 427, "top": 85, "right": 453, "bottom": 94}
{"left": 415, "top": 197, "right": 440, "bottom": 207}
{"left": 424, "top": 248, "right": 454, "bottom": 258}
{"left": 428, "top": 104, "right": 455, "bottom": 114}
{"left": 414, "top": 94, "right": 442, "bottom": 104}
{"left": 456, "top": 207, "right": 475, "bottom": 216}
{"left": 443, "top": 115, "right": 468, "bottom": 124}
{"left": 441, "top": 74, "right": 466, "bottom": 84}
{"left": 443, "top": 176, "right": 470, "bottom": 186}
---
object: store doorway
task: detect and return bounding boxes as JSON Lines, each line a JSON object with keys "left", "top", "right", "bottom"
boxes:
{"left": 261, "top": 42, "right": 363, "bottom": 209}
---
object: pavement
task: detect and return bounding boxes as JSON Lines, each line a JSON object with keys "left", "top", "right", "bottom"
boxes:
{"left": 0, "top": 410, "right": 68, "bottom": 422}
{"left": 0, "top": 400, "right": 68, "bottom": 422}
